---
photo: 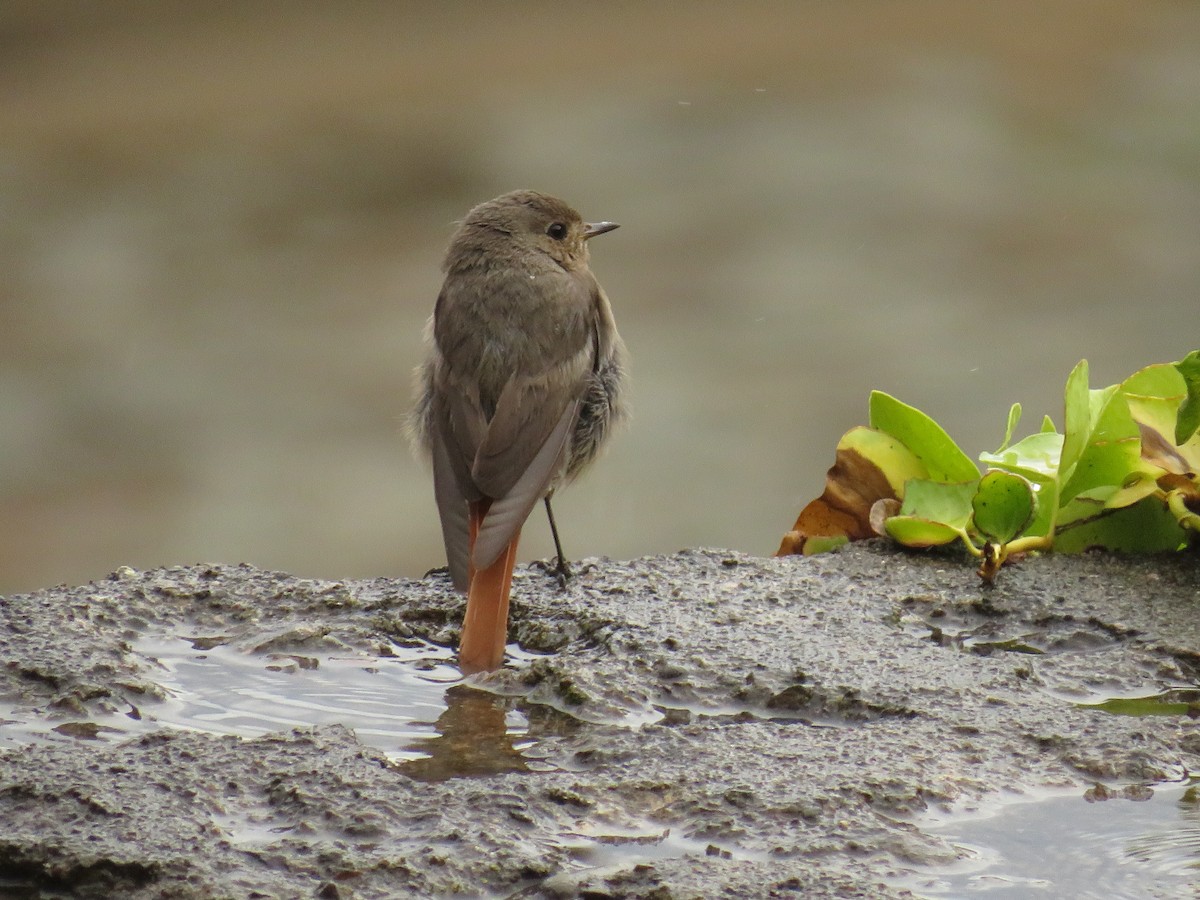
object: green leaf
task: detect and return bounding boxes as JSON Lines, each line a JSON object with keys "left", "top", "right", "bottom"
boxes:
{"left": 980, "top": 432, "right": 1063, "bottom": 539}
{"left": 1054, "top": 496, "right": 1186, "bottom": 553}
{"left": 1057, "top": 363, "right": 1139, "bottom": 510}
{"left": 1123, "top": 363, "right": 1200, "bottom": 473}
{"left": 1087, "top": 385, "right": 1125, "bottom": 441}
{"left": 1175, "top": 350, "right": 1200, "bottom": 445}
{"left": 802, "top": 535, "right": 850, "bottom": 555}
{"left": 869, "top": 392, "right": 980, "bottom": 483}
{"left": 1058, "top": 384, "right": 1142, "bottom": 508}
{"left": 1040, "top": 415, "right": 1056, "bottom": 433}
{"left": 1059, "top": 359, "right": 1091, "bottom": 481}
{"left": 884, "top": 516, "right": 964, "bottom": 548}
{"left": 838, "top": 426, "right": 929, "bottom": 497}
{"left": 884, "top": 479, "right": 978, "bottom": 549}
{"left": 1105, "top": 476, "right": 1160, "bottom": 510}
{"left": 897, "top": 479, "right": 977, "bottom": 529}
{"left": 980, "top": 431, "right": 1064, "bottom": 480}
{"left": 996, "top": 403, "right": 1022, "bottom": 454}
{"left": 1122, "top": 363, "right": 1186, "bottom": 441}
{"left": 1056, "top": 486, "right": 1112, "bottom": 528}
{"left": 972, "top": 470, "right": 1037, "bottom": 544}
{"left": 1079, "top": 694, "right": 1198, "bottom": 717}
{"left": 1123, "top": 361, "right": 1186, "bottom": 397}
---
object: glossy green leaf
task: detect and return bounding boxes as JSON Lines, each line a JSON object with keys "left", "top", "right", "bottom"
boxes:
{"left": 838, "top": 426, "right": 929, "bottom": 496}
{"left": 1059, "top": 359, "right": 1091, "bottom": 482}
{"left": 1124, "top": 361, "right": 1187, "bottom": 398}
{"left": 1124, "top": 363, "right": 1200, "bottom": 477}
{"left": 897, "top": 479, "right": 976, "bottom": 528}
{"left": 1175, "top": 350, "right": 1200, "bottom": 445}
{"left": 980, "top": 431, "right": 1063, "bottom": 480}
{"left": 1080, "top": 695, "right": 1198, "bottom": 717}
{"left": 1058, "top": 384, "right": 1142, "bottom": 508}
{"left": 1056, "top": 486, "right": 1112, "bottom": 528}
{"left": 981, "top": 432, "right": 1062, "bottom": 539}
{"left": 1123, "top": 365, "right": 1185, "bottom": 443}
{"left": 972, "top": 470, "right": 1036, "bottom": 544}
{"left": 1054, "top": 497, "right": 1186, "bottom": 554}
{"left": 868, "top": 392, "right": 980, "bottom": 483}
{"left": 996, "top": 403, "right": 1022, "bottom": 454}
{"left": 802, "top": 534, "right": 850, "bottom": 555}
{"left": 884, "top": 516, "right": 964, "bottom": 547}
{"left": 883, "top": 479, "right": 977, "bottom": 549}
{"left": 1105, "top": 476, "right": 1160, "bottom": 510}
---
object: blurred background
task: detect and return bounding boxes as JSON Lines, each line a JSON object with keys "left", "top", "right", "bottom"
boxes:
{"left": 2, "top": 2, "right": 1198, "bottom": 595}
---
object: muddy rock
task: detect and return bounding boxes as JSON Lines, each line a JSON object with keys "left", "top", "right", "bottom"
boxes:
{"left": 1, "top": 543, "right": 1197, "bottom": 898}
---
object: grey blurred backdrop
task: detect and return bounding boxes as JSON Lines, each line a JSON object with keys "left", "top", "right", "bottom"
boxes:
{"left": 2, "top": 2, "right": 1198, "bottom": 594}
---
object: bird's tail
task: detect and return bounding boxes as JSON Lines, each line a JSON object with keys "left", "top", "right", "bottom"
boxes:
{"left": 458, "top": 499, "right": 520, "bottom": 673}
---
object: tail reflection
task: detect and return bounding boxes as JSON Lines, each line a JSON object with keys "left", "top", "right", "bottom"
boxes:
{"left": 399, "top": 684, "right": 528, "bottom": 781}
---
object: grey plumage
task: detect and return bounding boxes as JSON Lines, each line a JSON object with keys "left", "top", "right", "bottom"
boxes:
{"left": 410, "top": 190, "right": 627, "bottom": 591}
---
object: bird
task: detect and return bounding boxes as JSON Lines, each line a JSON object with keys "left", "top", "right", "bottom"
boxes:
{"left": 410, "top": 190, "right": 627, "bottom": 673}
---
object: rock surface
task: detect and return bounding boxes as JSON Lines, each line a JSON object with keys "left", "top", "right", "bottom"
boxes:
{"left": 1, "top": 543, "right": 1197, "bottom": 898}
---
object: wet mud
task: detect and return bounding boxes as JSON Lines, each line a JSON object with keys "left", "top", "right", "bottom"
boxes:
{"left": 1, "top": 543, "right": 1198, "bottom": 898}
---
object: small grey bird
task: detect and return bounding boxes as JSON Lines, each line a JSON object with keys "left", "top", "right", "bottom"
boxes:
{"left": 411, "top": 190, "right": 627, "bottom": 673}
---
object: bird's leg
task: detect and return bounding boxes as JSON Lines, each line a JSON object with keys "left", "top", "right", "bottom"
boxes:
{"left": 540, "top": 495, "right": 573, "bottom": 586}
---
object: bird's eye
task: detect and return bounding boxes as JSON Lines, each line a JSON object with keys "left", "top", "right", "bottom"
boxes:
{"left": 546, "top": 222, "right": 568, "bottom": 240}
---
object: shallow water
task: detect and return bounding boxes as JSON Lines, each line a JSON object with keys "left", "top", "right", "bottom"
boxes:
{"left": 136, "top": 635, "right": 465, "bottom": 760}
{"left": 899, "top": 782, "right": 1200, "bottom": 899}
{"left": 1, "top": 635, "right": 503, "bottom": 768}
{"left": 134, "top": 639, "right": 1199, "bottom": 894}
{"left": 2, "top": 625, "right": 1197, "bottom": 894}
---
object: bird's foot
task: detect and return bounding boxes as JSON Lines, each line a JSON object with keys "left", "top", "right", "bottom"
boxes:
{"left": 532, "top": 557, "right": 590, "bottom": 589}
{"left": 421, "top": 565, "right": 451, "bottom": 580}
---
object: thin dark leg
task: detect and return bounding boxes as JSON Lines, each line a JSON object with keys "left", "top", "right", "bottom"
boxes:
{"left": 543, "top": 496, "right": 572, "bottom": 582}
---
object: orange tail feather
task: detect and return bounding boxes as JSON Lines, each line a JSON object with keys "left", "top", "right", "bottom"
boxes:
{"left": 458, "top": 500, "right": 520, "bottom": 674}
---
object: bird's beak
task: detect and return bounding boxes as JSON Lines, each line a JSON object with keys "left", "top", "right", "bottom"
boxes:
{"left": 584, "top": 221, "right": 619, "bottom": 240}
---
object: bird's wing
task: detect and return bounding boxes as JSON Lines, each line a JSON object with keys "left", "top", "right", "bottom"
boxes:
{"left": 430, "top": 418, "right": 472, "bottom": 592}
{"left": 470, "top": 391, "right": 581, "bottom": 570}
{"left": 428, "top": 375, "right": 488, "bottom": 591}
{"left": 431, "top": 347, "right": 591, "bottom": 576}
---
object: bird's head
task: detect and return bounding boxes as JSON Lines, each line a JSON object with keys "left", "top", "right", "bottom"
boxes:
{"left": 456, "top": 190, "right": 618, "bottom": 271}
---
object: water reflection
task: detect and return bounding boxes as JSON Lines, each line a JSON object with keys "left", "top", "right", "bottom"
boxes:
{"left": 398, "top": 685, "right": 531, "bottom": 782}
{"left": 0, "top": 633, "right": 579, "bottom": 780}
{"left": 0, "top": 635, "right": 468, "bottom": 759}
{"left": 901, "top": 780, "right": 1200, "bottom": 898}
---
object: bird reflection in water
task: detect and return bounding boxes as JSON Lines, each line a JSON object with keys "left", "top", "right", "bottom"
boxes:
{"left": 398, "top": 684, "right": 529, "bottom": 781}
